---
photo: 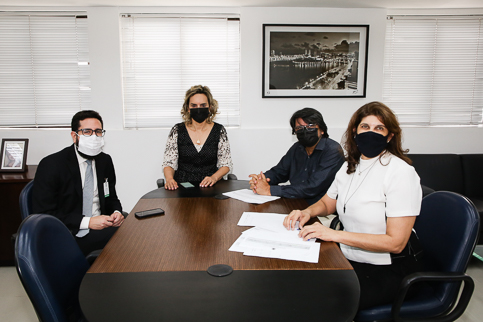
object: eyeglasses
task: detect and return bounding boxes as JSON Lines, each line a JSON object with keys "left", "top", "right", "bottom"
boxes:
{"left": 76, "top": 129, "right": 106, "bottom": 137}
{"left": 294, "top": 124, "right": 317, "bottom": 133}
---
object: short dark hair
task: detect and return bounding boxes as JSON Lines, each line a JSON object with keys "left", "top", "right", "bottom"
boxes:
{"left": 289, "top": 107, "right": 328, "bottom": 138}
{"left": 71, "top": 110, "right": 103, "bottom": 132}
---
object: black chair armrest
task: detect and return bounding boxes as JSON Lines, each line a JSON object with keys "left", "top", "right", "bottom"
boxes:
{"left": 86, "top": 249, "right": 102, "bottom": 266}
{"left": 329, "top": 214, "right": 344, "bottom": 230}
{"left": 392, "top": 272, "right": 474, "bottom": 322}
{"left": 11, "top": 233, "right": 18, "bottom": 245}
{"left": 421, "top": 184, "right": 436, "bottom": 197}
{"left": 227, "top": 174, "right": 237, "bottom": 180}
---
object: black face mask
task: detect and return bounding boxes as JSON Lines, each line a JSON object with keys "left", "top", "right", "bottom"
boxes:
{"left": 355, "top": 131, "right": 390, "bottom": 158}
{"left": 190, "top": 108, "right": 210, "bottom": 123}
{"left": 296, "top": 129, "right": 320, "bottom": 147}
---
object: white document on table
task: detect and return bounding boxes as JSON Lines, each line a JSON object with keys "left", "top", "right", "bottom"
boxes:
{"left": 230, "top": 213, "right": 320, "bottom": 263}
{"left": 237, "top": 212, "right": 298, "bottom": 232}
{"left": 223, "top": 189, "right": 280, "bottom": 204}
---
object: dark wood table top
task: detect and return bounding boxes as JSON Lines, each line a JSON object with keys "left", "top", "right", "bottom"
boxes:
{"left": 141, "top": 178, "right": 251, "bottom": 199}
{"left": 89, "top": 189, "right": 353, "bottom": 273}
{"left": 82, "top": 183, "right": 359, "bottom": 322}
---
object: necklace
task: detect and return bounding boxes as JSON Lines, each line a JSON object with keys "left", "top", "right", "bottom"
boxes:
{"left": 357, "top": 158, "right": 379, "bottom": 175}
{"left": 188, "top": 123, "right": 208, "bottom": 145}
{"left": 343, "top": 159, "right": 379, "bottom": 213}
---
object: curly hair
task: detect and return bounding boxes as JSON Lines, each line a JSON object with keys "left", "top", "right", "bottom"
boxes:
{"left": 181, "top": 85, "right": 219, "bottom": 124}
{"left": 342, "top": 101, "right": 411, "bottom": 174}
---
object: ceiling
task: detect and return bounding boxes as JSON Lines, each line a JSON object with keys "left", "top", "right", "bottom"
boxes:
{"left": 0, "top": 0, "right": 482, "bottom": 9}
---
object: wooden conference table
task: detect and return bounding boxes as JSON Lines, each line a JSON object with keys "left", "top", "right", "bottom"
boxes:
{"left": 79, "top": 180, "right": 360, "bottom": 322}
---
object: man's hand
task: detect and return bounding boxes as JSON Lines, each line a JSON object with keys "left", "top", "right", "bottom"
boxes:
{"left": 88, "top": 215, "right": 114, "bottom": 230}
{"left": 109, "top": 211, "right": 124, "bottom": 227}
{"left": 249, "top": 171, "right": 271, "bottom": 195}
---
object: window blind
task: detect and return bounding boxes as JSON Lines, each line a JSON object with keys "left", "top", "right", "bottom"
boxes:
{"left": 120, "top": 14, "right": 240, "bottom": 128}
{"left": 0, "top": 12, "right": 91, "bottom": 127}
{"left": 383, "top": 15, "right": 483, "bottom": 126}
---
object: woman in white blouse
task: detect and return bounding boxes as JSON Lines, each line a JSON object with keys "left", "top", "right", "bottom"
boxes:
{"left": 162, "top": 85, "right": 233, "bottom": 190}
{"left": 283, "top": 101, "right": 423, "bottom": 309}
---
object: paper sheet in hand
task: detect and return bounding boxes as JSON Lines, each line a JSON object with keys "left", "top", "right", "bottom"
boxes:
{"left": 223, "top": 189, "right": 280, "bottom": 204}
{"left": 237, "top": 212, "right": 299, "bottom": 232}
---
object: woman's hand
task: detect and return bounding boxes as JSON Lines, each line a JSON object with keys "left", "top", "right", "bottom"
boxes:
{"left": 299, "top": 222, "right": 336, "bottom": 241}
{"left": 165, "top": 178, "right": 178, "bottom": 190}
{"left": 200, "top": 175, "right": 218, "bottom": 187}
{"left": 283, "top": 209, "right": 311, "bottom": 230}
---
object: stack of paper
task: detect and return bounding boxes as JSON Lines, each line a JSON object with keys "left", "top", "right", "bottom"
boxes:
{"left": 229, "top": 212, "right": 320, "bottom": 263}
{"left": 222, "top": 189, "right": 280, "bottom": 204}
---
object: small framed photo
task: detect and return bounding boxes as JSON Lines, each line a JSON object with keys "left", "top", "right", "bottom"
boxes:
{"left": 1, "top": 139, "right": 29, "bottom": 172}
{"left": 263, "top": 24, "right": 369, "bottom": 98}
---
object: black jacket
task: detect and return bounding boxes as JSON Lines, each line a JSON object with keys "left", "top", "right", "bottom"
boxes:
{"left": 32, "top": 145, "right": 122, "bottom": 234}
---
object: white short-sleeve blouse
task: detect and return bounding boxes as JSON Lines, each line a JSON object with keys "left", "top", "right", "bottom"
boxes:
{"left": 326, "top": 153, "right": 422, "bottom": 265}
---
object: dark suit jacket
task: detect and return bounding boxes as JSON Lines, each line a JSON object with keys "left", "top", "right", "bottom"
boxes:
{"left": 32, "top": 145, "right": 123, "bottom": 235}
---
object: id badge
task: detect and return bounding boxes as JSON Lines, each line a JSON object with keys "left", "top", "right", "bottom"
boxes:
{"left": 103, "top": 178, "right": 110, "bottom": 197}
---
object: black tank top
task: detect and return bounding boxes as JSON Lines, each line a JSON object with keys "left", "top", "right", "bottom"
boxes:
{"left": 174, "top": 122, "right": 221, "bottom": 182}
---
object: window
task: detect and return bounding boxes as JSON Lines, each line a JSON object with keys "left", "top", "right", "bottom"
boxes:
{"left": 120, "top": 14, "right": 240, "bottom": 128}
{"left": 0, "top": 12, "right": 91, "bottom": 127}
{"left": 383, "top": 15, "right": 483, "bottom": 126}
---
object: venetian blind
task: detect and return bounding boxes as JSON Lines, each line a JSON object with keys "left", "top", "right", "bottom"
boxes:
{"left": 0, "top": 12, "right": 91, "bottom": 127}
{"left": 384, "top": 15, "right": 483, "bottom": 126}
{"left": 120, "top": 14, "right": 240, "bottom": 128}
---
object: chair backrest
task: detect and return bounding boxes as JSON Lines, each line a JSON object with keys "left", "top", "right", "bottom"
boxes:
{"left": 460, "top": 154, "right": 483, "bottom": 198}
{"left": 15, "top": 214, "right": 89, "bottom": 322}
{"left": 408, "top": 154, "right": 465, "bottom": 194}
{"left": 415, "top": 191, "right": 480, "bottom": 306}
{"left": 19, "top": 180, "right": 34, "bottom": 220}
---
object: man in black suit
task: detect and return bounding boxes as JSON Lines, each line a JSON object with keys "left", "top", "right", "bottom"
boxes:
{"left": 32, "top": 110, "right": 124, "bottom": 256}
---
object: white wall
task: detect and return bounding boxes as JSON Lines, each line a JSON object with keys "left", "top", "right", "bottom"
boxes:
{"left": 1, "top": 6, "right": 482, "bottom": 212}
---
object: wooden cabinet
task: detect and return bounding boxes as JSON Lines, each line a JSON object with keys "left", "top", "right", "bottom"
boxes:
{"left": 0, "top": 165, "right": 36, "bottom": 265}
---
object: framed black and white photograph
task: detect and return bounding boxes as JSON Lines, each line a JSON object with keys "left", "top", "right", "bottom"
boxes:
{"left": 263, "top": 24, "right": 369, "bottom": 98}
{"left": 0, "top": 139, "right": 29, "bottom": 172}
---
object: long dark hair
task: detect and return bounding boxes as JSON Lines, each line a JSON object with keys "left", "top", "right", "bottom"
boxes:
{"left": 343, "top": 101, "right": 411, "bottom": 174}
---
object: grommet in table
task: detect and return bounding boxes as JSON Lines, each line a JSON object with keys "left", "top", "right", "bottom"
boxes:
{"left": 207, "top": 264, "right": 233, "bottom": 277}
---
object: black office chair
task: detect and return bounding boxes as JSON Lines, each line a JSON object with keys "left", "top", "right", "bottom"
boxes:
{"left": 156, "top": 173, "right": 238, "bottom": 188}
{"left": 16, "top": 179, "right": 115, "bottom": 265}
{"left": 15, "top": 214, "right": 89, "bottom": 322}
{"left": 11, "top": 180, "right": 35, "bottom": 244}
{"left": 19, "top": 179, "right": 34, "bottom": 220}
{"left": 354, "top": 191, "right": 480, "bottom": 322}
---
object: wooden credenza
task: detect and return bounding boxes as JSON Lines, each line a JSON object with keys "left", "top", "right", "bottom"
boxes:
{"left": 0, "top": 165, "right": 37, "bottom": 265}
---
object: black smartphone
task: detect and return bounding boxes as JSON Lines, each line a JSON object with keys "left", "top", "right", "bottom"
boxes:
{"left": 135, "top": 208, "right": 165, "bottom": 219}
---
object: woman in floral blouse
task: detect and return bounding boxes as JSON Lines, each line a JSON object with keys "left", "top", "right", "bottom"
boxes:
{"left": 162, "top": 85, "right": 233, "bottom": 190}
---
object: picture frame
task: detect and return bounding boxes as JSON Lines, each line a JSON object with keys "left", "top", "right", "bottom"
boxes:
{"left": 263, "top": 24, "right": 369, "bottom": 98}
{"left": 0, "top": 139, "right": 29, "bottom": 172}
